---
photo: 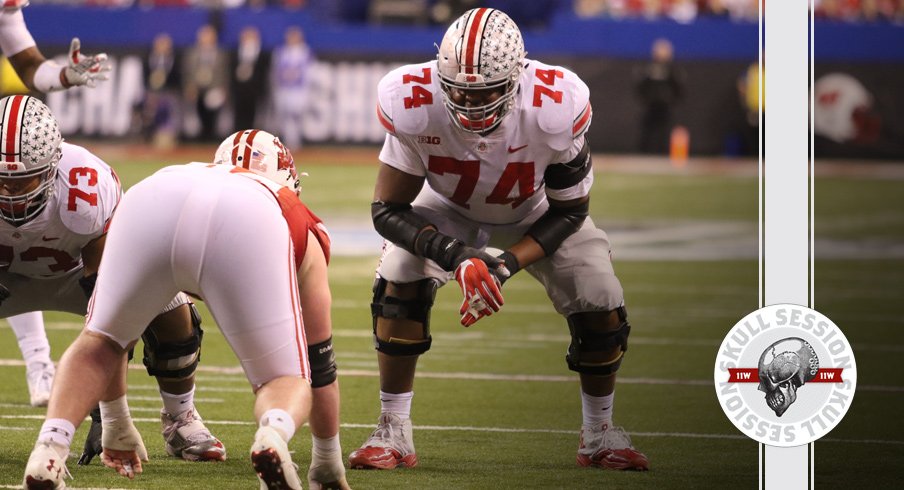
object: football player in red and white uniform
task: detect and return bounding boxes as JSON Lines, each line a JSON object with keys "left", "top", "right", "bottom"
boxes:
{"left": 1, "top": 1, "right": 110, "bottom": 93}
{"left": 349, "top": 8, "right": 649, "bottom": 472}
{"left": 24, "top": 130, "right": 349, "bottom": 490}
{"left": 0, "top": 95, "right": 224, "bottom": 469}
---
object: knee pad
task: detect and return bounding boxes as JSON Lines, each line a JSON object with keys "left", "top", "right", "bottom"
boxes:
{"left": 308, "top": 336, "right": 338, "bottom": 388}
{"left": 142, "top": 303, "right": 204, "bottom": 380}
{"left": 565, "top": 307, "right": 631, "bottom": 376}
{"left": 371, "top": 276, "right": 438, "bottom": 357}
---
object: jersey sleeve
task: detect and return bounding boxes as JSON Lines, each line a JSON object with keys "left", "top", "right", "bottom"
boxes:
{"left": 375, "top": 63, "right": 433, "bottom": 177}
{"left": 532, "top": 64, "right": 593, "bottom": 153}
{"left": 0, "top": 10, "right": 36, "bottom": 57}
{"left": 57, "top": 144, "right": 121, "bottom": 237}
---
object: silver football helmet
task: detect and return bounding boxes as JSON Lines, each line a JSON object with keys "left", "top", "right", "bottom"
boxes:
{"left": 214, "top": 129, "right": 300, "bottom": 196}
{"left": 436, "top": 8, "right": 525, "bottom": 133}
{"left": 0, "top": 95, "right": 62, "bottom": 224}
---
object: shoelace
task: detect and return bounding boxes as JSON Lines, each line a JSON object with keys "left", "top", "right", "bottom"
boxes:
{"left": 600, "top": 426, "right": 632, "bottom": 450}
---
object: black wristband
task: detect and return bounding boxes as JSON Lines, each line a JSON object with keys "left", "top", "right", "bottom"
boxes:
{"left": 497, "top": 251, "right": 521, "bottom": 276}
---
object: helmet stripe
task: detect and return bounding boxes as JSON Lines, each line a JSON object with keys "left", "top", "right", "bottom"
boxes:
{"left": 241, "top": 129, "right": 259, "bottom": 169}
{"left": 229, "top": 130, "right": 244, "bottom": 165}
{"left": 2, "top": 95, "right": 25, "bottom": 164}
{"left": 463, "top": 8, "right": 491, "bottom": 75}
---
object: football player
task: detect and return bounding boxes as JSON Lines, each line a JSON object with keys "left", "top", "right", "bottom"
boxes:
{"left": 1, "top": 0, "right": 110, "bottom": 408}
{"left": 349, "top": 8, "right": 649, "bottom": 471}
{"left": 1, "top": 1, "right": 110, "bottom": 93}
{"left": 24, "top": 130, "right": 346, "bottom": 490}
{"left": 0, "top": 95, "right": 224, "bottom": 465}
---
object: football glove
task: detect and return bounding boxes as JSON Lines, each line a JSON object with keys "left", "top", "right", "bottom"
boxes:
{"left": 77, "top": 407, "right": 103, "bottom": 465}
{"left": 454, "top": 257, "right": 509, "bottom": 327}
{"left": 64, "top": 38, "right": 111, "bottom": 88}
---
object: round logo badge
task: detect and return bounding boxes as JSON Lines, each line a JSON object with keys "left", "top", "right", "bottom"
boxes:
{"left": 713, "top": 304, "right": 857, "bottom": 447}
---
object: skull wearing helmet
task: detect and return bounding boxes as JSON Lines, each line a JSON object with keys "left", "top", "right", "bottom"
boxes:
{"left": 214, "top": 129, "right": 301, "bottom": 196}
{"left": 757, "top": 337, "right": 819, "bottom": 417}
{"left": 436, "top": 8, "right": 525, "bottom": 133}
{"left": 0, "top": 95, "right": 62, "bottom": 224}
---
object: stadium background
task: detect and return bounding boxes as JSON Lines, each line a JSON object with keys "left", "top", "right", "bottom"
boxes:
{"left": 1, "top": 1, "right": 902, "bottom": 489}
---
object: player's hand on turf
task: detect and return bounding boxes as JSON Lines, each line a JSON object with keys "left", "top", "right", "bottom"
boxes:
{"left": 101, "top": 416, "right": 148, "bottom": 478}
{"left": 454, "top": 257, "right": 508, "bottom": 327}
{"left": 77, "top": 407, "right": 103, "bottom": 465}
{"left": 64, "top": 38, "right": 111, "bottom": 88}
{"left": 101, "top": 448, "right": 143, "bottom": 479}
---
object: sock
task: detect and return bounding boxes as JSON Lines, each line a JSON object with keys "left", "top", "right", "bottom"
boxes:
{"left": 260, "top": 408, "right": 296, "bottom": 442}
{"left": 380, "top": 390, "right": 413, "bottom": 418}
{"left": 581, "top": 391, "right": 614, "bottom": 428}
{"left": 9, "top": 312, "right": 52, "bottom": 367}
{"left": 38, "top": 418, "right": 76, "bottom": 456}
{"left": 160, "top": 386, "right": 195, "bottom": 417}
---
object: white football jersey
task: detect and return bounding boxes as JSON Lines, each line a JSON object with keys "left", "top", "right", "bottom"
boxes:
{"left": 0, "top": 142, "right": 120, "bottom": 278}
{"left": 377, "top": 58, "right": 593, "bottom": 225}
{"left": 0, "top": 9, "right": 36, "bottom": 58}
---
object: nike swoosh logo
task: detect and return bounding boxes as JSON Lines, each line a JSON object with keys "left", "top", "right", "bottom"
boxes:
{"left": 508, "top": 144, "right": 528, "bottom": 153}
{"left": 41, "top": 236, "right": 59, "bottom": 242}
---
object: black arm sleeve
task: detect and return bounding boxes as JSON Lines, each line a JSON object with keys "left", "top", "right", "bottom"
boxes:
{"left": 526, "top": 200, "right": 590, "bottom": 256}
{"left": 544, "top": 136, "right": 592, "bottom": 191}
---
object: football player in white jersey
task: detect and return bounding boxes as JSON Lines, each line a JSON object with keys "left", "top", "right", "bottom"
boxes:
{"left": 349, "top": 8, "right": 649, "bottom": 472}
{"left": 0, "top": 0, "right": 110, "bottom": 409}
{"left": 0, "top": 95, "right": 225, "bottom": 466}
{"left": 24, "top": 130, "right": 348, "bottom": 490}
{"left": 1, "top": 1, "right": 110, "bottom": 93}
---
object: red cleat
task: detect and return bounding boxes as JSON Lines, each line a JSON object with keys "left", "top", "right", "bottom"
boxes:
{"left": 348, "top": 413, "right": 418, "bottom": 470}
{"left": 577, "top": 424, "right": 650, "bottom": 471}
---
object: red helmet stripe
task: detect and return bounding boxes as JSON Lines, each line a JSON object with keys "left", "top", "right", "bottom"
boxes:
{"left": 229, "top": 130, "right": 244, "bottom": 165}
{"left": 2, "top": 95, "right": 26, "bottom": 164}
{"left": 463, "top": 8, "right": 490, "bottom": 75}
{"left": 241, "top": 130, "right": 259, "bottom": 169}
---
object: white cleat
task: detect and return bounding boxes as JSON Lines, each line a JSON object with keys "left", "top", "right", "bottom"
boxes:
{"left": 26, "top": 362, "right": 55, "bottom": 407}
{"left": 309, "top": 448, "right": 350, "bottom": 489}
{"left": 251, "top": 426, "right": 302, "bottom": 490}
{"left": 161, "top": 408, "right": 226, "bottom": 461}
{"left": 348, "top": 412, "right": 417, "bottom": 470}
{"left": 23, "top": 441, "right": 70, "bottom": 489}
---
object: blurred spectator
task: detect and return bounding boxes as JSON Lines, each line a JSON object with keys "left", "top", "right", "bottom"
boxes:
{"left": 431, "top": 0, "right": 480, "bottom": 24}
{"left": 369, "top": 0, "right": 429, "bottom": 25}
{"left": 230, "top": 25, "right": 270, "bottom": 131}
{"left": 668, "top": 0, "right": 698, "bottom": 22}
{"left": 635, "top": 38, "right": 685, "bottom": 154}
{"left": 182, "top": 24, "right": 230, "bottom": 142}
{"left": 141, "top": 32, "right": 182, "bottom": 149}
{"left": 271, "top": 25, "right": 314, "bottom": 151}
{"left": 735, "top": 59, "right": 761, "bottom": 155}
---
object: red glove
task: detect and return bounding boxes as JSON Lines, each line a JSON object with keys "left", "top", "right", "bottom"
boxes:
{"left": 454, "top": 258, "right": 506, "bottom": 327}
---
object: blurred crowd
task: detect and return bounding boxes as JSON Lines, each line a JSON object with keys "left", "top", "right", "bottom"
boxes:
{"left": 137, "top": 22, "right": 315, "bottom": 150}
{"left": 26, "top": 0, "right": 904, "bottom": 25}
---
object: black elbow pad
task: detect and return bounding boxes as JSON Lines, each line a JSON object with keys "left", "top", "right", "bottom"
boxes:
{"left": 371, "top": 200, "right": 433, "bottom": 254}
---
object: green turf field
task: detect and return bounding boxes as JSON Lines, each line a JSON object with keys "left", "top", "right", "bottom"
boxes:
{"left": 1, "top": 153, "right": 901, "bottom": 488}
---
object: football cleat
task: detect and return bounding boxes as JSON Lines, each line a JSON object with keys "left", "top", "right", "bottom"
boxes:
{"left": 251, "top": 426, "right": 302, "bottom": 490}
{"left": 161, "top": 408, "right": 226, "bottom": 461}
{"left": 577, "top": 423, "right": 650, "bottom": 471}
{"left": 348, "top": 412, "right": 417, "bottom": 470}
{"left": 23, "top": 441, "right": 70, "bottom": 489}
{"left": 26, "top": 362, "right": 55, "bottom": 408}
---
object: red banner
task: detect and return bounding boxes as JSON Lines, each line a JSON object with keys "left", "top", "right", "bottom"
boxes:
{"left": 727, "top": 368, "right": 844, "bottom": 383}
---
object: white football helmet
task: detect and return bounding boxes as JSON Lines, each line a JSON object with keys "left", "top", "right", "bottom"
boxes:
{"left": 436, "top": 8, "right": 525, "bottom": 133}
{"left": 214, "top": 129, "right": 300, "bottom": 195}
{"left": 0, "top": 95, "right": 62, "bottom": 224}
{"left": 2, "top": 0, "right": 29, "bottom": 11}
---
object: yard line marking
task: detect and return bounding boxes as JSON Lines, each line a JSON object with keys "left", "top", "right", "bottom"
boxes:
{"left": 6, "top": 322, "right": 902, "bottom": 352}
{"left": 2, "top": 416, "right": 901, "bottom": 446}
{"left": 1, "top": 359, "right": 901, "bottom": 392}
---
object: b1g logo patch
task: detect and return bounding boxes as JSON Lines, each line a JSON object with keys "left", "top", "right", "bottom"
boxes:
{"left": 713, "top": 304, "right": 857, "bottom": 447}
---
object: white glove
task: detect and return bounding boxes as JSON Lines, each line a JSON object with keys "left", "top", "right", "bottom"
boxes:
{"left": 63, "top": 38, "right": 111, "bottom": 88}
